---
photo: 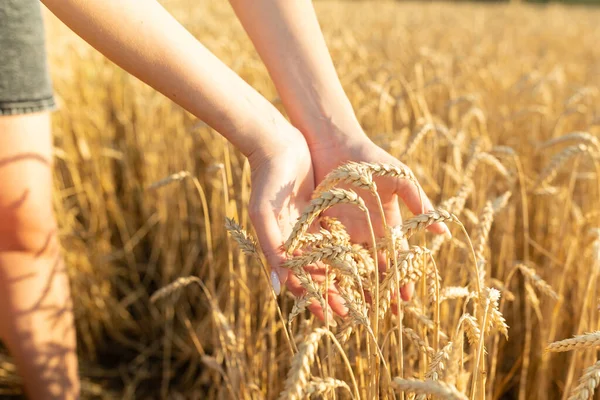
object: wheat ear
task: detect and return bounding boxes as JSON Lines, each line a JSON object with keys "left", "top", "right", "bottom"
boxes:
{"left": 568, "top": 361, "right": 600, "bottom": 400}
{"left": 150, "top": 276, "right": 202, "bottom": 303}
{"left": 393, "top": 378, "right": 468, "bottom": 400}
{"left": 285, "top": 188, "right": 367, "bottom": 252}
{"left": 546, "top": 331, "right": 600, "bottom": 353}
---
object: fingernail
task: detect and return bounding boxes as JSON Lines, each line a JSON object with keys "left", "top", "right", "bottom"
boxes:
{"left": 443, "top": 223, "right": 452, "bottom": 238}
{"left": 270, "top": 271, "right": 281, "bottom": 296}
{"left": 277, "top": 268, "right": 288, "bottom": 286}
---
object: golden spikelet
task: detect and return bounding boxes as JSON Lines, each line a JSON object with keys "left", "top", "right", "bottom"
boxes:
{"left": 516, "top": 263, "right": 559, "bottom": 300}
{"left": 546, "top": 332, "right": 600, "bottom": 353}
{"left": 392, "top": 378, "right": 468, "bottom": 400}
{"left": 150, "top": 276, "right": 202, "bottom": 304}
{"left": 279, "top": 328, "right": 328, "bottom": 400}
{"left": 285, "top": 188, "right": 367, "bottom": 252}
{"left": 568, "top": 361, "right": 600, "bottom": 400}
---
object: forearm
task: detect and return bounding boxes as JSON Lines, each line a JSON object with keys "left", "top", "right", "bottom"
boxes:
{"left": 229, "top": 0, "right": 363, "bottom": 148}
{"left": 42, "top": 0, "right": 293, "bottom": 159}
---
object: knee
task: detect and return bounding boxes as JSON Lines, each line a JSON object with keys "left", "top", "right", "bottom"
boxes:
{"left": 0, "top": 195, "right": 59, "bottom": 255}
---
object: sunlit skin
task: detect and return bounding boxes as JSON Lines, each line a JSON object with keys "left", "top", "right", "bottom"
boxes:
{"left": 0, "top": 0, "right": 445, "bottom": 397}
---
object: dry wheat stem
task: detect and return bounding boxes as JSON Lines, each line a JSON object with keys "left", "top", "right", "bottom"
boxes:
{"left": 225, "top": 218, "right": 296, "bottom": 354}
{"left": 471, "top": 288, "right": 499, "bottom": 400}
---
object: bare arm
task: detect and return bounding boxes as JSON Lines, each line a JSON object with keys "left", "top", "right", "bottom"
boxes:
{"left": 229, "top": 0, "right": 449, "bottom": 256}
{"left": 42, "top": 0, "right": 294, "bottom": 160}
{"left": 228, "top": 0, "right": 363, "bottom": 149}
{"left": 41, "top": 0, "right": 323, "bottom": 296}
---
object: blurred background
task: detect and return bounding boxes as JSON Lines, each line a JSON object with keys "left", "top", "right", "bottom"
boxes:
{"left": 1, "top": 0, "right": 600, "bottom": 399}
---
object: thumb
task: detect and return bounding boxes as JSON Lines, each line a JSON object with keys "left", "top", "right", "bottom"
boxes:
{"left": 250, "top": 205, "right": 289, "bottom": 295}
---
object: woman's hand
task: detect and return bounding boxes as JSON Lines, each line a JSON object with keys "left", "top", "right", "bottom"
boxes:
{"left": 248, "top": 131, "right": 348, "bottom": 319}
{"left": 308, "top": 130, "right": 450, "bottom": 300}
{"left": 247, "top": 132, "right": 312, "bottom": 293}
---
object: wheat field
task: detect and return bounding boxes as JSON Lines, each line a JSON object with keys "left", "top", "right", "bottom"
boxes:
{"left": 1, "top": 0, "right": 600, "bottom": 399}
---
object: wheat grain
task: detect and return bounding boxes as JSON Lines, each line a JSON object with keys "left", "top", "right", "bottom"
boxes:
{"left": 403, "top": 123, "right": 451, "bottom": 157}
{"left": 285, "top": 188, "right": 367, "bottom": 252}
{"left": 568, "top": 361, "right": 600, "bottom": 400}
{"left": 314, "top": 162, "right": 376, "bottom": 195}
{"left": 537, "top": 144, "right": 593, "bottom": 187}
{"left": 403, "top": 327, "right": 435, "bottom": 357}
{"left": 393, "top": 378, "right": 468, "bottom": 400}
{"left": 147, "top": 170, "right": 190, "bottom": 190}
{"left": 546, "top": 332, "right": 600, "bottom": 353}
{"left": 393, "top": 209, "right": 459, "bottom": 240}
{"left": 150, "top": 276, "right": 202, "bottom": 303}
{"left": 305, "top": 377, "right": 351, "bottom": 397}
{"left": 425, "top": 341, "right": 454, "bottom": 381}
{"left": 224, "top": 218, "right": 258, "bottom": 257}
{"left": 279, "top": 328, "right": 328, "bottom": 400}
{"left": 516, "top": 263, "right": 559, "bottom": 300}
{"left": 440, "top": 287, "right": 472, "bottom": 302}
{"left": 539, "top": 132, "right": 600, "bottom": 152}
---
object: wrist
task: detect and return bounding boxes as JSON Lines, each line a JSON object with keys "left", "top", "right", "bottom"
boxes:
{"left": 244, "top": 117, "right": 307, "bottom": 169}
{"left": 225, "top": 95, "right": 304, "bottom": 162}
{"left": 298, "top": 111, "right": 369, "bottom": 153}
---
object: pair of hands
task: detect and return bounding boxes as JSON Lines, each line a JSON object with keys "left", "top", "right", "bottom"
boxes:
{"left": 247, "top": 126, "right": 448, "bottom": 320}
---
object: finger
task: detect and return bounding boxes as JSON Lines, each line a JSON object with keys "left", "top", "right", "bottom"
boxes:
{"left": 401, "top": 282, "right": 415, "bottom": 301}
{"left": 307, "top": 301, "right": 330, "bottom": 323}
{"left": 394, "top": 169, "right": 451, "bottom": 236}
{"left": 286, "top": 268, "right": 348, "bottom": 317}
{"left": 327, "top": 290, "right": 348, "bottom": 317}
{"left": 250, "top": 205, "right": 289, "bottom": 294}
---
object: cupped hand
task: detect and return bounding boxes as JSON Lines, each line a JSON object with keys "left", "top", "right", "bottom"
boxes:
{"left": 247, "top": 131, "right": 347, "bottom": 319}
{"left": 309, "top": 134, "right": 450, "bottom": 301}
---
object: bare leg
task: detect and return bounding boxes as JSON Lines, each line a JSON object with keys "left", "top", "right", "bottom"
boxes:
{"left": 0, "top": 113, "right": 80, "bottom": 399}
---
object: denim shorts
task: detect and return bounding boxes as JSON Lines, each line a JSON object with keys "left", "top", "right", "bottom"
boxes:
{"left": 0, "top": 0, "right": 55, "bottom": 116}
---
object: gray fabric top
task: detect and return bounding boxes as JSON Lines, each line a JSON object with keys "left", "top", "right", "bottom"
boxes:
{"left": 0, "top": 0, "right": 55, "bottom": 114}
